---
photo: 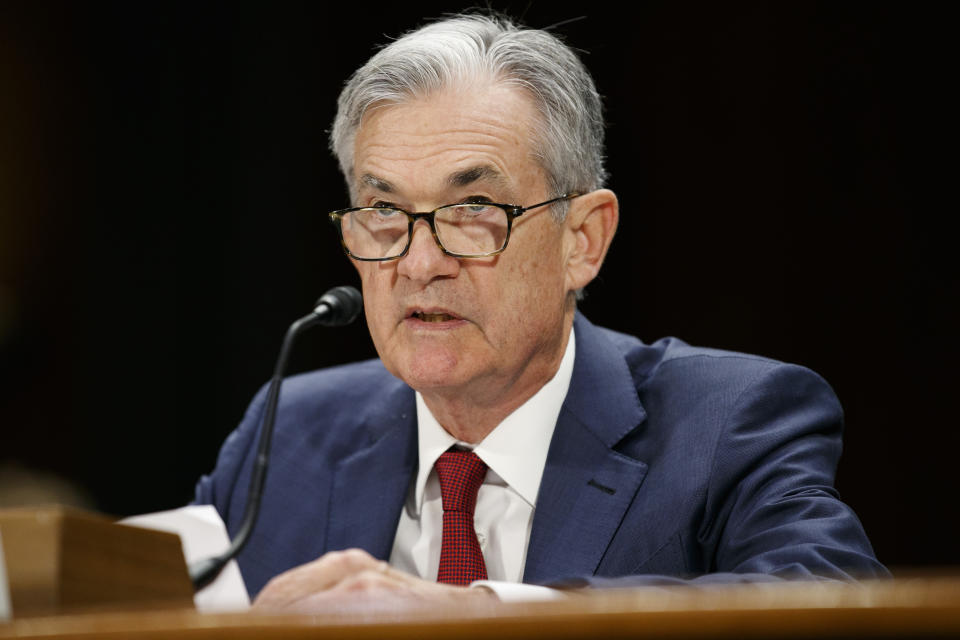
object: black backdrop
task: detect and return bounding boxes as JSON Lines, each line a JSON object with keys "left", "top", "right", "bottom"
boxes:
{"left": 1, "top": 2, "right": 955, "bottom": 571}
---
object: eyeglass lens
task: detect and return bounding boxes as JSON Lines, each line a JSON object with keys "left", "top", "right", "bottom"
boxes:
{"left": 341, "top": 204, "right": 509, "bottom": 259}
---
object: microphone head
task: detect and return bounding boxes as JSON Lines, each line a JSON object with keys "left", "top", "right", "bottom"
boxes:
{"left": 314, "top": 285, "right": 363, "bottom": 326}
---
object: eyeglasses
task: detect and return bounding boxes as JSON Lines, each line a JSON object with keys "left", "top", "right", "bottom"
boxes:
{"left": 329, "top": 193, "right": 581, "bottom": 261}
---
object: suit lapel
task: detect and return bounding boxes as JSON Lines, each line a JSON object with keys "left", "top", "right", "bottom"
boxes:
{"left": 524, "top": 314, "right": 648, "bottom": 585}
{"left": 326, "top": 383, "right": 418, "bottom": 560}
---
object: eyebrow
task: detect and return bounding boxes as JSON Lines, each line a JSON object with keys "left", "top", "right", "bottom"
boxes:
{"left": 358, "top": 173, "right": 395, "bottom": 193}
{"left": 447, "top": 165, "right": 507, "bottom": 188}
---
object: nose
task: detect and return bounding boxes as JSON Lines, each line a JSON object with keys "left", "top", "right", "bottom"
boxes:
{"left": 396, "top": 219, "right": 460, "bottom": 283}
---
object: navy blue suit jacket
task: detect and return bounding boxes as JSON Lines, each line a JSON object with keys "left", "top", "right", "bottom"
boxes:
{"left": 194, "top": 314, "right": 886, "bottom": 597}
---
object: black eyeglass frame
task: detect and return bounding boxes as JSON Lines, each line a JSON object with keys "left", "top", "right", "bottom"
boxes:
{"left": 328, "top": 193, "right": 582, "bottom": 261}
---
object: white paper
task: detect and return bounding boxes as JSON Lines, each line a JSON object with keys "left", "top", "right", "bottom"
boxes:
{"left": 0, "top": 530, "right": 11, "bottom": 621}
{"left": 122, "top": 505, "right": 250, "bottom": 612}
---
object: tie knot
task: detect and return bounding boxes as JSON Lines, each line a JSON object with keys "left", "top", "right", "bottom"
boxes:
{"left": 434, "top": 449, "right": 487, "bottom": 514}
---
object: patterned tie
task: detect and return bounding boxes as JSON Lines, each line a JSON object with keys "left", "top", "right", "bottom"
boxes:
{"left": 434, "top": 449, "right": 489, "bottom": 585}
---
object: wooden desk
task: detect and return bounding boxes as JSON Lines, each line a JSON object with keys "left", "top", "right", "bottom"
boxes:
{"left": 3, "top": 578, "right": 960, "bottom": 639}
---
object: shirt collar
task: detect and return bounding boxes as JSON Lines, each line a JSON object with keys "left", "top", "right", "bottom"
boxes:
{"left": 413, "top": 328, "right": 576, "bottom": 513}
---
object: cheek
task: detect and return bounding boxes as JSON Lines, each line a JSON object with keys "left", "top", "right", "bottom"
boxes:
{"left": 493, "top": 242, "right": 567, "bottom": 323}
{"left": 517, "top": 236, "right": 567, "bottom": 290}
{"left": 357, "top": 269, "right": 393, "bottom": 334}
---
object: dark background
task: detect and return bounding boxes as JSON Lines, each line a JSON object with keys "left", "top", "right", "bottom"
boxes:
{"left": 1, "top": 2, "right": 955, "bottom": 572}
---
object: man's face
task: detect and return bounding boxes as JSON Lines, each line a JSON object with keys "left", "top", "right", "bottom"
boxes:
{"left": 349, "top": 83, "right": 578, "bottom": 406}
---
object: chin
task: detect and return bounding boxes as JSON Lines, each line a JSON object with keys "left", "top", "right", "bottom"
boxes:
{"left": 391, "top": 348, "right": 475, "bottom": 392}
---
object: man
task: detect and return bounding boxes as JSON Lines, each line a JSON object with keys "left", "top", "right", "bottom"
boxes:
{"left": 194, "top": 14, "right": 886, "bottom": 610}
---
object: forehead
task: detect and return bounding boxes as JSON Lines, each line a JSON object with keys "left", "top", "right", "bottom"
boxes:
{"left": 351, "top": 83, "right": 546, "bottom": 198}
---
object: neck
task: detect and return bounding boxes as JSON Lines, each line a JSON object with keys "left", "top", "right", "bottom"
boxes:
{"left": 421, "top": 318, "right": 574, "bottom": 443}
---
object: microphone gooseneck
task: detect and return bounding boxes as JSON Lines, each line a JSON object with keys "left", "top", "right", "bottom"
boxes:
{"left": 189, "top": 285, "right": 363, "bottom": 591}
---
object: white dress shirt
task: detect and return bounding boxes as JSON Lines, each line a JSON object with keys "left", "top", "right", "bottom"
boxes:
{"left": 388, "top": 330, "right": 575, "bottom": 600}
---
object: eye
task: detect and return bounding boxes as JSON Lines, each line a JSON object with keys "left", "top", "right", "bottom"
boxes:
{"left": 371, "top": 209, "right": 403, "bottom": 222}
{"left": 451, "top": 196, "right": 497, "bottom": 214}
{"left": 445, "top": 202, "right": 498, "bottom": 219}
{"left": 464, "top": 203, "right": 494, "bottom": 213}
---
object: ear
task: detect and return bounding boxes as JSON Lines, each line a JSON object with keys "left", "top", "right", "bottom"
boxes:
{"left": 563, "top": 189, "right": 619, "bottom": 293}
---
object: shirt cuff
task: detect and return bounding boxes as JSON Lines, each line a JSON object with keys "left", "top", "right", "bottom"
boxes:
{"left": 469, "top": 581, "right": 567, "bottom": 602}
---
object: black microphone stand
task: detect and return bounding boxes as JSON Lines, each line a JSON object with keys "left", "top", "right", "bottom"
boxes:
{"left": 189, "top": 286, "right": 362, "bottom": 590}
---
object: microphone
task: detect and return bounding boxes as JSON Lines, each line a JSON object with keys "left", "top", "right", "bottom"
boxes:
{"left": 310, "top": 285, "right": 363, "bottom": 328}
{"left": 189, "top": 285, "right": 363, "bottom": 591}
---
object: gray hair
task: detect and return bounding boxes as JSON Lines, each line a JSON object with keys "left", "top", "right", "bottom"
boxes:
{"left": 329, "top": 14, "right": 607, "bottom": 220}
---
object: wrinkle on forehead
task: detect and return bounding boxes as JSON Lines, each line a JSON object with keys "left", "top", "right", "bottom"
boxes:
{"left": 350, "top": 83, "right": 543, "bottom": 198}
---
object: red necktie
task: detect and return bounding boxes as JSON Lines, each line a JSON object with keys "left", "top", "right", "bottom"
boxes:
{"left": 434, "top": 449, "right": 489, "bottom": 585}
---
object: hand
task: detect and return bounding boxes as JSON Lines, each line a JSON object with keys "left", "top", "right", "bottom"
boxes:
{"left": 252, "top": 548, "right": 497, "bottom": 614}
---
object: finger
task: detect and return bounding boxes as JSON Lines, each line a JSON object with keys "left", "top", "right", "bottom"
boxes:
{"left": 336, "top": 568, "right": 413, "bottom": 594}
{"left": 253, "top": 548, "right": 383, "bottom": 609}
{"left": 257, "top": 568, "right": 412, "bottom": 614}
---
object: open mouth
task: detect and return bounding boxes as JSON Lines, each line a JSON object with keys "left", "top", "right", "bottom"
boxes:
{"left": 410, "top": 310, "right": 459, "bottom": 323}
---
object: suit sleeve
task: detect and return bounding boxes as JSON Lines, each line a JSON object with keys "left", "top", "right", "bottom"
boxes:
{"left": 553, "top": 363, "right": 888, "bottom": 589}
{"left": 699, "top": 363, "right": 886, "bottom": 579}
